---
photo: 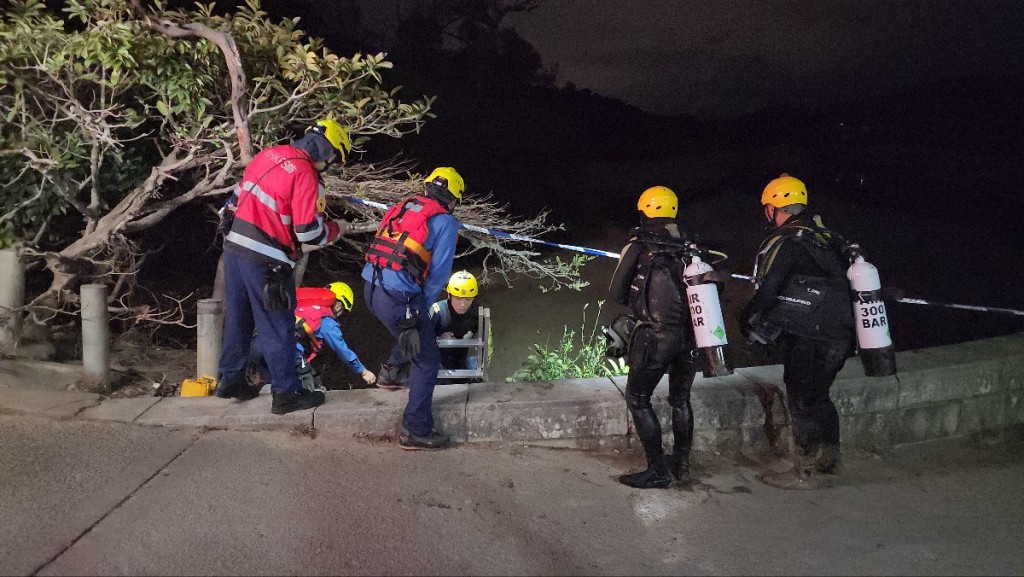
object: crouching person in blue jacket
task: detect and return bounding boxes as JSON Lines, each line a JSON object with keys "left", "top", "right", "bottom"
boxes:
{"left": 294, "top": 282, "right": 376, "bottom": 388}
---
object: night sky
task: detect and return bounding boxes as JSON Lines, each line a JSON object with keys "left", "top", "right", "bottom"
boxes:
{"left": 353, "top": 0, "right": 1024, "bottom": 118}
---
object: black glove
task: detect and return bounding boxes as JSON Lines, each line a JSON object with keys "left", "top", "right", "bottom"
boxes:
{"left": 745, "top": 312, "right": 782, "bottom": 345}
{"left": 396, "top": 305, "right": 421, "bottom": 359}
{"left": 262, "top": 264, "right": 295, "bottom": 312}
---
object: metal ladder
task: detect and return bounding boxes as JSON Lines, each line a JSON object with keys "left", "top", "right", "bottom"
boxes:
{"left": 436, "top": 306, "right": 491, "bottom": 383}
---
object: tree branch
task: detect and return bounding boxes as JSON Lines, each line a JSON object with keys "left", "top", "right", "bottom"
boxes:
{"left": 147, "top": 18, "right": 252, "bottom": 162}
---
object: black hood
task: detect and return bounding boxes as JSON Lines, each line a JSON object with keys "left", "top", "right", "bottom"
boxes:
{"left": 292, "top": 132, "right": 336, "bottom": 164}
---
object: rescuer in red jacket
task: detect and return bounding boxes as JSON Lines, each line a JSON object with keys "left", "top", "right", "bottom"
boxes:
{"left": 215, "top": 119, "right": 351, "bottom": 415}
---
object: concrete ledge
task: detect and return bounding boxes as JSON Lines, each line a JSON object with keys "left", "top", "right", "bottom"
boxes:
{"left": 0, "top": 385, "right": 100, "bottom": 418}
{"left": 466, "top": 377, "right": 626, "bottom": 446}
{"left": 1, "top": 333, "right": 1021, "bottom": 455}
{"left": 217, "top": 394, "right": 313, "bottom": 432}
{"left": 0, "top": 358, "right": 84, "bottom": 391}
{"left": 134, "top": 396, "right": 267, "bottom": 429}
{"left": 79, "top": 397, "right": 162, "bottom": 423}
{"left": 314, "top": 384, "right": 469, "bottom": 441}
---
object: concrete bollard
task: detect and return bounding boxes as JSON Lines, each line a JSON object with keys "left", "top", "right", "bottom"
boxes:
{"left": 80, "top": 283, "right": 110, "bottom": 387}
{"left": 197, "top": 298, "right": 223, "bottom": 379}
{"left": 0, "top": 248, "right": 25, "bottom": 354}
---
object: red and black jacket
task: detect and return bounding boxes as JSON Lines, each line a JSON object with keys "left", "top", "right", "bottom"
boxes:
{"left": 224, "top": 145, "right": 340, "bottom": 267}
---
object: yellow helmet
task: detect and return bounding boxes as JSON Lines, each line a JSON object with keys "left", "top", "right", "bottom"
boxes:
{"left": 327, "top": 281, "right": 354, "bottom": 311}
{"left": 761, "top": 174, "right": 808, "bottom": 207}
{"left": 311, "top": 119, "right": 351, "bottom": 161}
{"left": 424, "top": 167, "right": 465, "bottom": 200}
{"left": 637, "top": 186, "right": 677, "bottom": 218}
{"left": 446, "top": 270, "right": 478, "bottom": 298}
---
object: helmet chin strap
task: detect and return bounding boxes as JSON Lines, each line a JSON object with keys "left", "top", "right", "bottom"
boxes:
{"left": 763, "top": 204, "right": 777, "bottom": 231}
{"left": 425, "top": 182, "right": 458, "bottom": 211}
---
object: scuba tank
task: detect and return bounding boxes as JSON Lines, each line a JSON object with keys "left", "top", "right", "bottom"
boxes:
{"left": 683, "top": 255, "right": 732, "bottom": 377}
{"left": 846, "top": 247, "right": 897, "bottom": 377}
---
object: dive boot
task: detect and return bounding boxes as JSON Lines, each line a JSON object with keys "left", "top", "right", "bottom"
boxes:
{"left": 815, "top": 444, "right": 841, "bottom": 475}
{"left": 667, "top": 453, "right": 691, "bottom": 483}
{"left": 618, "top": 459, "right": 672, "bottom": 489}
{"left": 668, "top": 396, "right": 694, "bottom": 483}
{"left": 623, "top": 393, "right": 671, "bottom": 488}
{"left": 759, "top": 447, "right": 834, "bottom": 490}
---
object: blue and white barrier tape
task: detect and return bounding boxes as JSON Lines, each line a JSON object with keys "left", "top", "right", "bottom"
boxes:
{"left": 344, "top": 195, "right": 1024, "bottom": 317}
{"left": 723, "top": 276, "right": 1024, "bottom": 316}
{"left": 344, "top": 196, "right": 620, "bottom": 258}
{"left": 892, "top": 298, "right": 1024, "bottom": 317}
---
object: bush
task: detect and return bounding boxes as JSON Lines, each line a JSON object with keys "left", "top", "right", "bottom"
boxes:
{"left": 508, "top": 301, "right": 629, "bottom": 382}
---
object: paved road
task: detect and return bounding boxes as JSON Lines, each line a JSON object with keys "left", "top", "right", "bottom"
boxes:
{"left": 1, "top": 414, "right": 1022, "bottom": 576}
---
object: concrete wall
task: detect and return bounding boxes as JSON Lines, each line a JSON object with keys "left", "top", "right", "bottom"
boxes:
{"left": 525, "top": 333, "right": 1024, "bottom": 454}
{"left": 6, "top": 333, "right": 1022, "bottom": 458}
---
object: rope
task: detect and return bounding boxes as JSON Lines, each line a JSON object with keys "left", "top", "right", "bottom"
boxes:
{"left": 343, "top": 195, "right": 1024, "bottom": 317}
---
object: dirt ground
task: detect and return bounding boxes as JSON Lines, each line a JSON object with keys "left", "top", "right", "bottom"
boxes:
{"left": 67, "top": 329, "right": 196, "bottom": 398}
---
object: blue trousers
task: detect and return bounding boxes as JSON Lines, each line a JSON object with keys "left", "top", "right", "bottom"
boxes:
{"left": 218, "top": 251, "right": 300, "bottom": 394}
{"left": 364, "top": 281, "right": 440, "bottom": 437}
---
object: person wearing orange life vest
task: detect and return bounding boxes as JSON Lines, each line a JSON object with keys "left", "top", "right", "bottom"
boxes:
{"left": 294, "top": 282, "right": 376, "bottom": 386}
{"left": 215, "top": 119, "right": 351, "bottom": 416}
{"left": 361, "top": 167, "right": 464, "bottom": 451}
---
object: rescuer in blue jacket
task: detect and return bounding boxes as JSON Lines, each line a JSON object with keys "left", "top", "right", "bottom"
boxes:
{"left": 294, "top": 282, "right": 376, "bottom": 387}
{"left": 362, "top": 167, "right": 464, "bottom": 451}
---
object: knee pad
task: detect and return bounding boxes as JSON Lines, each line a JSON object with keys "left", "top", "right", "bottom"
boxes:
{"left": 624, "top": 389, "right": 654, "bottom": 412}
{"left": 666, "top": 395, "right": 691, "bottom": 410}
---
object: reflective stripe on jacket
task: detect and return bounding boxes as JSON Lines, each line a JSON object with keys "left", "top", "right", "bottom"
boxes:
{"left": 225, "top": 144, "right": 339, "bottom": 266}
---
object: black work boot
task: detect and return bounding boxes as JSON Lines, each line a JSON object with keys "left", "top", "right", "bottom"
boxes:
{"left": 398, "top": 428, "right": 450, "bottom": 451}
{"left": 377, "top": 363, "right": 408, "bottom": 391}
{"left": 621, "top": 397, "right": 671, "bottom": 489}
{"left": 213, "top": 375, "right": 260, "bottom": 401}
{"left": 668, "top": 396, "right": 694, "bottom": 482}
{"left": 271, "top": 388, "right": 325, "bottom": 415}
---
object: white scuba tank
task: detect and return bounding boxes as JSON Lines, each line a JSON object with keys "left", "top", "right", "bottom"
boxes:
{"left": 847, "top": 255, "right": 897, "bottom": 376}
{"left": 683, "top": 256, "right": 732, "bottom": 377}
